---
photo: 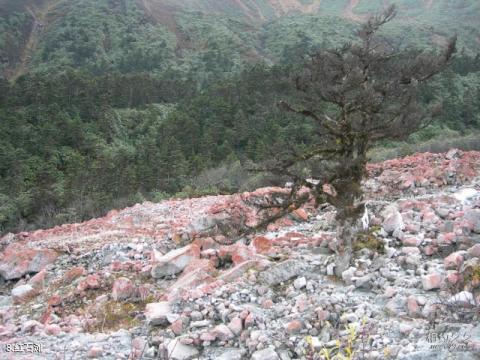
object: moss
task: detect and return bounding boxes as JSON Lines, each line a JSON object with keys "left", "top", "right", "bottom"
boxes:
{"left": 463, "top": 264, "right": 480, "bottom": 288}
{"left": 353, "top": 230, "right": 385, "bottom": 254}
{"left": 87, "top": 300, "right": 147, "bottom": 333}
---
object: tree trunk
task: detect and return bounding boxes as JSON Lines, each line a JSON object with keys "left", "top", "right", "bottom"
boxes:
{"left": 334, "top": 216, "right": 358, "bottom": 277}
{"left": 330, "top": 155, "right": 366, "bottom": 277}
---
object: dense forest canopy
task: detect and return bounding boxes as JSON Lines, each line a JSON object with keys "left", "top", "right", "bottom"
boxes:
{"left": 0, "top": 0, "right": 479, "bottom": 233}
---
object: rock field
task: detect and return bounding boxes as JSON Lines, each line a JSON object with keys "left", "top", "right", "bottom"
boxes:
{"left": 0, "top": 149, "right": 480, "bottom": 359}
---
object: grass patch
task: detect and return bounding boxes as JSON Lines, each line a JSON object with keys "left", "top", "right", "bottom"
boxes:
{"left": 353, "top": 228, "right": 385, "bottom": 254}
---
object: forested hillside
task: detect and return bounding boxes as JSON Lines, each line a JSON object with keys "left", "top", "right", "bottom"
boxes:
{"left": 0, "top": 0, "right": 479, "bottom": 233}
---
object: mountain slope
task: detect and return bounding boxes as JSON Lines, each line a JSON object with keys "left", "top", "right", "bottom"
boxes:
{"left": 1, "top": 0, "right": 479, "bottom": 79}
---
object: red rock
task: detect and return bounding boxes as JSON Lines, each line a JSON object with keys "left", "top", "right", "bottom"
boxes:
{"left": 123, "top": 261, "right": 136, "bottom": 271}
{"left": 228, "top": 317, "right": 243, "bottom": 335}
{"left": 262, "top": 299, "right": 274, "bottom": 309}
{"left": 77, "top": 274, "right": 100, "bottom": 292}
{"left": 45, "top": 324, "right": 62, "bottom": 336}
{"left": 0, "top": 243, "right": 58, "bottom": 280}
{"left": 86, "top": 274, "right": 100, "bottom": 289}
{"left": 322, "top": 183, "right": 337, "bottom": 197}
{"left": 167, "top": 261, "right": 216, "bottom": 300}
{"left": 194, "top": 237, "right": 218, "bottom": 251}
{"left": 407, "top": 296, "right": 420, "bottom": 316}
{"left": 286, "top": 320, "right": 303, "bottom": 334}
{"left": 423, "top": 245, "right": 436, "bottom": 256}
{"left": 315, "top": 308, "right": 330, "bottom": 321}
{"left": 217, "top": 242, "right": 254, "bottom": 266}
{"left": 87, "top": 346, "right": 103, "bottom": 358}
{"left": 29, "top": 269, "right": 47, "bottom": 289}
{"left": 405, "top": 223, "right": 421, "bottom": 233}
{"left": 446, "top": 271, "right": 461, "bottom": 285}
{"left": 422, "top": 273, "right": 443, "bottom": 290}
{"left": 63, "top": 266, "right": 86, "bottom": 283}
{"left": 112, "top": 277, "right": 135, "bottom": 301}
{"left": 402, "top": 237, "right": 421, "bottom": 247}
{"left": 437, "top": 232, "right": 456, "bottom": 245}
{"left": 110, "top": 260, "right": 123, "bottom": 272}
{"left": 170, "top": 319, "right": 184, "bottom": 335}
{"left": 292, "top": 208, "right": 309, "bottom": 221}
{"left": 212, "top": 324, "right": 234, "bottom": 340}
{"left": 252, "top": 236, "right": 272, "bottom": 254}
{"left": 244, "top": 313, "right": 255, "bottom": 328}
{"left": 48, "top": 295, "right": 62, "bottom": 307}
{"left": 444, "top": 252, "right": 464, "bottom": 270}
{"left": 200, "top": 332, "right": 217, "bottom": 342}
{"left": 39, "top": 308, "right": 52, "bottom": 325}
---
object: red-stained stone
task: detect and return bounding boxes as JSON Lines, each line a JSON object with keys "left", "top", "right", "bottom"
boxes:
{"left": 244, "top": 313, "right": 255, "bottom": 328}
{"left": 212, "top": 324, "right": 234, "bottom": 341}
{"left": 0, "top": 243, "right": 58, "bottom": 280}
{"left": 112, "top": 277, "right": 135, "bottom": 301}
{"left": 193, "top": 237, "right": 218, "bottom": 251}
{"left": 402, "top": 237, "right": 421, "bottom": 247}
{"left": 286, "top": 320, "right": 303, "bottom": 334}
{"left": 293, "top": 208, "right": 309, "bottom": 221}
{"left": 407, "top": 296, "right": 420, "bottom": 317}
{"left": 39, "top": 308, "right": 52, "bottom": 325}
{"left": 322, "top": 183, "right": 337, "bottom": 197}
{"left": 200, "top": 332, "right": 216, "bottom": 342}
{"left": 423, "top": 245, "right": 436, "bottom": 256}
{"left": 228, "top": 317, "right": 243, "bottom": 335}
{"left": 77, "top": 274, "right": 100, "bottom": 292}
{"left": 262, "top": 299, "right": 274, "bottom": 309}
{"left": 29, "top": 269, "right": 47, "bottom": 289}
{"left": 170, "top": 319, "right": 184, "bottom": 335}
{"left": 422, "top": 273, "right": 443, "bottom": 290}
{"left": 218, "top": 242, "right": 255, "bottom": 266}
{"left": 446, "top": 272, "right": 461, "bottom": 285}
{"left": 45, "top": 324, "right": 62, "bottom": 336}
{"left": 47, "top": 295, "right": 62, "bottom": 307}
{"left": 86, "top": 274, "right": 100, "bottom": 289}
{"left": 444, "top": 252, "right": 464, "bottom": 270}
{"left": 315, "top": 308, "right": 330, "bottom": 321}
{"left": 63, "top": 266, "right": 86, "bottom": 283}
{"left": 252, "top": 236, "right": 272, "bottom": 254}
{"left": 87, "top": 346, "right": 103, "bottom": 358}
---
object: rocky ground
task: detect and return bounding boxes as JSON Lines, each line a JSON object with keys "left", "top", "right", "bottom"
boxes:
{"left": 0, "top": 149, "right": 480, "bottom": 360}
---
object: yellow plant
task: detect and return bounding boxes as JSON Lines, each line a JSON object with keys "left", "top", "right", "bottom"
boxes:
{"left": 383, "top": 346, "right": 391, "bottom": 358}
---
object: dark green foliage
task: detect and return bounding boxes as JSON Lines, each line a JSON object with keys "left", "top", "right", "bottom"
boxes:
{"left": 0, "top": 1, "right": 479, "bottom": 233}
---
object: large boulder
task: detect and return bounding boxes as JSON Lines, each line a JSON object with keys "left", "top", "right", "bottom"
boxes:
{"left": 464, "top": 209, "right": 480, "bottom": 234}
{"left": 382, "top": 207, "right": 404, "bottom": 234}
{"left": 258, "top": 260, "right": 303, "bottom": 286}
{"left": 166, "top": 339, "right": 199, "bottom": 360}
{"left": 0, "top": 243, "right": 58, "bottom": 280}
{"left": 422, "top": 273, "right": 443, "bottom": 291}
{"left": 151, "top": 245, "right": 199, "bottom": 278}
{"left": 145, "top": 302, "right": 171, "bottom": 326}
